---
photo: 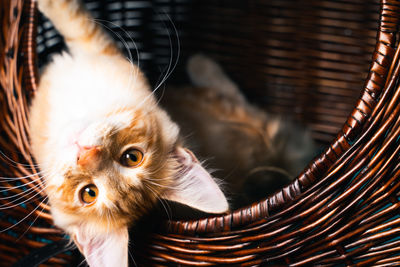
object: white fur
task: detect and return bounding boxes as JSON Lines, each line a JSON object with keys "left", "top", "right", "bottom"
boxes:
{"left": 73, "top": 225, "right": 129, "bottom": 267}
{"left": 113, "top": 162, "right": 142, "bottom": 187}
{"left": 31, "top": 1, "right": 229, "bottom": 266}
{"left": 35, "top": 53, "right": 152, "bottom": 177}
{"left": 93, "top": 178, "right": 117, "bottom": 211}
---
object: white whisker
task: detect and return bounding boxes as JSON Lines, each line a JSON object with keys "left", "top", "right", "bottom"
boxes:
{"left": 15, "top": 196, "right": 50, "bottom": 241}
{"left": 0, "top": 183, "right": 48, "bottom": 210}
{"left": 0, "top": 195, "right": 48, "bottom": 233}
{"left": 0, "top": 175, "right": 44, "bottom": 191}
{"left": 128, "top": 242, "right": 137, "bottom": 267}
{"left": 93, "top": 19, "right": 140, "bottom": 102}
{"left": 152, "top": 11, "right": 180, "bottom": 93}
{"left": 0, "top": 180, "right": 45, "bottom": 200}
{"left": 0, "top": 150, "right": 41, "bottom": 169}
{"left": 0, "top": 169, "right": 46, "bottom": 181}
{"left": 144, "top": 179, "right": 182, "bottom": 190}
{"left": 143, "top": 183, "right": 171, "bottom": 222}
{"left": 135, "top": 10, "right": 180, "bottom": 112}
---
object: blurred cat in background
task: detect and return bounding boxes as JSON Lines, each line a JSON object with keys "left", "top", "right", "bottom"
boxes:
{"left": 29, "top": 1, "right": 228, "bottom": 266}
{"left": 162, "top": 55, "right": 316, "bottom": 208}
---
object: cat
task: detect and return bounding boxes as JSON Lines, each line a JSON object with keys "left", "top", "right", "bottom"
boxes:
{"left": 162, "top": 54, "right": 316, "bottom": 208}
{"left": 29, "top": 1, "right": 228, "bottom": 266}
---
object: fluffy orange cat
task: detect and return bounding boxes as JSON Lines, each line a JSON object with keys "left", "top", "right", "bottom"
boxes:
{"left": 29, "top": 0, "right": 228, "bottom": 266}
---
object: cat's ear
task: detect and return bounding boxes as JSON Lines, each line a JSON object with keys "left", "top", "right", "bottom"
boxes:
{"left": 163, "top": 147, "right": 229, "bottom": 213}
{"left": 72, "top": 226, "right": 129, "bottom": 267}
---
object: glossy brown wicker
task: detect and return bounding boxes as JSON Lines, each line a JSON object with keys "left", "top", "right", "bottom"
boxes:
{"left": 2, "top": 0, "right": 400, "bottom": 266}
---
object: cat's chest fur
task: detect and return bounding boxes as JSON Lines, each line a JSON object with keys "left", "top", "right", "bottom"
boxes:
{"left": 40, "top": 54, "right": 149, "bottom": 124}
{"left": 31, "top": 1, "right": 229, "bottom": 265}
{"left": 30, "top": 53, "right": 151, "bottom": 166}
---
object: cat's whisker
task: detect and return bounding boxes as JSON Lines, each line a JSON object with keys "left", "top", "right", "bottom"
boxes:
{"left": 152, "top": 11, "right": 180, "bottom": 93}
{"left": 91, "top": 19, "right": 136, "bottom": 64}
{"left": 135, "top": 11, "right": 180, "bottom": 111}
{"left": 153, "top": 82, "right": 167, "bottom": 108}
{"left": 145, "top": 161, "right": 172, "bottom": 180}
{"left": 0, "top": 175, "right": 45, "bottom": 191}
{"left": 157, "top": 195, "right": 172, "bottom": 222}
{"left": 15, "top": 196, "right": 50, "bottom": 242}
{"left": 143, "top": 183, "right": 172, "bottom": 222}
{"left": 0, "top": 190, "right": 47, "bottom": 211}
{"left": 143, "top": 153, "right": 174, "bottom": 177}
{"left": 116, "top": 25, "right": 141, "bottom": 94}
{"left": 0, "top": 195, "right": 48, "bottom": 233}
{"left": 0, "top": 150, "right": 41, "bottom": 169}
{"left": 0, "top": 170, "right": 46, "bottom": 181}
{"left": 101, "top": 208, "right": 114, "bottom": 235}
{"left": 77, "top": 256, "right": 89, "bottom": 267}
{"left": 0, "top": 180, "right": 46, "bottom": 200}
{"left": 0, "top": 185, "right": 47, "bottom": 202}
{"left": 144, "top": 179, "right": 182, "bottom": 191}
{"left": 128, "top": 242, "right": 137, "bottom": 267}
{"left": 105, "top": 209, "right": 112, "bottom": 233}
{"left": 152, "top": 65, "right": 169, "bottom": 100}
{"left": 0, "top": 183, "right": 48, "bottom": 210}
{"left": 92, "top": 19, "right": 140, "bottom": 97}
{"left": 0, "top": 167, "right": 57, "bottom": 200}
{"left": 144, "top": 177, "right": 171, "bottom": 181}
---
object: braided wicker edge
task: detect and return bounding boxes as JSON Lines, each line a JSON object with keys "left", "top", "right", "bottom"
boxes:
{"left": 0, "top": 0, "right": 68, "bottom": 265}
{"left": 137, "top": 1, "right": 400, "bottom": 265}
{"left": 161, "top": 0, "right": 400, "bottom": 235}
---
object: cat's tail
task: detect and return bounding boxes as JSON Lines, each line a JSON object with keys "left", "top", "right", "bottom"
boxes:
{"left": 187, "top": 54, "right": 245, "bottom": 102}
{"left": 37, "top": 0, "right": 120, "bottom": 56}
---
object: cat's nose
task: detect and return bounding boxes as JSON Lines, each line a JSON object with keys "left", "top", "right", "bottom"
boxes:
{"left": 77, "top": 146, "right": 100, "bottom": 168}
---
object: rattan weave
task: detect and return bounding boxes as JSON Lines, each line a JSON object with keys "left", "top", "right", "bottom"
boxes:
{"left": 2, "top": 0, "right": 400, "bottom": 266}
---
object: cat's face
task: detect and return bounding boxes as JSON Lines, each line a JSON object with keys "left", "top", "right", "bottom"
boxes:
{"left": 29, "top": 51, "right": 228, "bottom": 266}
{"left": 46, "top": 108, "right": 177, "bottom": 230}
{"left": 35, "top": 102, "right": 228, "bottom": 266}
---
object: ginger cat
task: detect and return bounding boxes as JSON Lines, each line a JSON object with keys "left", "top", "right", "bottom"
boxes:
{"left": 29, "top": 1, "right": 228, "bottom": 266}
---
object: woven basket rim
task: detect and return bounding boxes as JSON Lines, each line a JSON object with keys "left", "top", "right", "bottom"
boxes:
{"left": 14, "top": 0, "right": 400, "bottom": 235}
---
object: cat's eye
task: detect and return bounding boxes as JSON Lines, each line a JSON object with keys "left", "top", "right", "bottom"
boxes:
{"left": 120, "top": 148, "right": 144, "bottom": 167}
{"left": 80, "top": 184, "right": 98, "bottom": 205}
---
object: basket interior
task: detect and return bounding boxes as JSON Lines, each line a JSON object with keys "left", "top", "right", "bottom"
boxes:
{"left": 37, "top": 0, "right": 381, "bottom": 144}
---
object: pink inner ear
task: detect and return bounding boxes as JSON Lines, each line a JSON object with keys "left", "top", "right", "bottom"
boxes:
{"left": 163, "top": 147, "right": 229, "bottom": 214}
{"left": 73, "top": 226, "right": 129, "bottom": 267}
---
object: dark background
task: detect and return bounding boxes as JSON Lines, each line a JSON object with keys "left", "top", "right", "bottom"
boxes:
{"left": 37, "top": 0, "right": 380, "bottom": 144}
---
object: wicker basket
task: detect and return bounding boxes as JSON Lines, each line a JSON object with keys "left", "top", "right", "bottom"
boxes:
{"left": 2, "top": 0, "right": 400, "bottom": 265}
